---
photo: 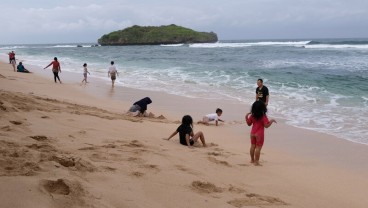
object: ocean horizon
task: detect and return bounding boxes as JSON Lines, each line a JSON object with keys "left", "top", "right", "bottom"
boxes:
{"left": 1, "top": 38, "right": 367, "bottom": 145}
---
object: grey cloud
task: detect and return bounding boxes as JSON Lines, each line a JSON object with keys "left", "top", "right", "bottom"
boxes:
{"left": 1, "top": 0, "right": 368, "bottom": 43}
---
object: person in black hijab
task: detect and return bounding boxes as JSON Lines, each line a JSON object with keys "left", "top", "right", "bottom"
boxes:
{"left": 127, "top": 97, "right": 152, "bottom": 116}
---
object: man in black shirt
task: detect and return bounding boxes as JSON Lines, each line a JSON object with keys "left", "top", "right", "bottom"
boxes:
{"left": 256, "top": 79, "right": 269, "bottom": 106}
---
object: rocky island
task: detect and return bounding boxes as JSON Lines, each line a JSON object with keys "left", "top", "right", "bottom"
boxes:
{"left": 98, "top": 24, "right": 218, "bottom": 46}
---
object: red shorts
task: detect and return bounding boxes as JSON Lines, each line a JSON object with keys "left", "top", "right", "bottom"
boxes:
{"left": 250, "top": 135, "right": 264, "bottom": 146}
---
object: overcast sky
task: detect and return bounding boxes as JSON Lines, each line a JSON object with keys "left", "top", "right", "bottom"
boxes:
{"left": 1, "top": 0, "right": 368, "bottom": 44}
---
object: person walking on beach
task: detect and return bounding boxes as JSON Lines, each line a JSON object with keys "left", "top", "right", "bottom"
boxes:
{"left": 108, "top": 61, "right": 118, "bottom": 87}
{"left": 256, "top": 79, "right": 269, "bottom": 107}
{"left": 245, "top": 101, "right": 276, "bottom": 166}
{"left": 198, "top": 108, "right": 225, "bottom": 126}
{"left": 81, "top": 63, "right": 90, "bottom": 84}
{"left": 10, "top": 58, "right": 16, "bottom": 72}
{"left": 44, "top": 57, "right": 62, "bottom": 84}
{"left": 8, "top": 51, "right": 15, "bottom": 64}
{"left": 165, "top": 115, "right": 207, "bottom": 148}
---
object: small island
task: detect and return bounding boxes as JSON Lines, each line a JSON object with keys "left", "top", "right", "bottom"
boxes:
{"left": 98, "top": 24, "right": 218, "bottom": 46}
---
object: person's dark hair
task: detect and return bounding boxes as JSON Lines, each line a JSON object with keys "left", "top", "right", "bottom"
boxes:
{"left": 258, "top": 79, "right": 263, "bottom": 83}
{"left": 111, "top": 61, "right": 114, "bottom": 65}
{"left": 216, "top": 108, "right": 222, "bottom": 113}
{"left": 182, "top": 115, "right": 193, "bottom": 128}
{"left": 83, "top": 63, "right": 87, "bottom": 67}
{"left": 54, "top": 57, "right": 57, "bottom": 61}
{"left": 251, "top": 101, "right": 267, "bottom": 120}
{"left": 19, "top": 62, "right": 22, "bottom": 64}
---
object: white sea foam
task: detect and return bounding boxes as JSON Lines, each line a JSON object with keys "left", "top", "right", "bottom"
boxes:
{"left": 305, "top": 44, "right": 368, "bottom": 49}
{"left": 189, "top": 41, "right": 310, "bottom": 48}
{"left": 53, "top": 45, "right": 81, "bottom": 48}
{"left": 0, "top": 46, "right": 28, "bottom": 50}
{"left": 160, "top": 44, "right": 184, "bottom": 47}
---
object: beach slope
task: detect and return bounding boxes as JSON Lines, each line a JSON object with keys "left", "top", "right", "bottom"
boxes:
{"left": 1, "top": 61, "right": 368, "bottom": 208}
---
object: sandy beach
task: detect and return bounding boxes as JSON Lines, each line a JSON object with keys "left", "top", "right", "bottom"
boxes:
{"left": 1, "top": 60, "right": 368, "bottom": 208}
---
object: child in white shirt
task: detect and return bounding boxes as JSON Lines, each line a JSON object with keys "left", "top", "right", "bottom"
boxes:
{"left": 198, "top": 108, "right": 224, "bottom": 126}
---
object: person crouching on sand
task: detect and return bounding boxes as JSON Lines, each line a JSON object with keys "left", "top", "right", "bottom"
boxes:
{"left": 126, "top": 97, "right": 152, "bottom": 117}
{"left": 198, "top": 108, "right": 224, "bottom": 126}
{"left": 165, "top": 115, "right": 206, "bottom": 148}
{"left": 245, "top": 101, "right": 276, "bottom": 166}
{"left": 44, "top": 57, "right": 62, "bottom": 84}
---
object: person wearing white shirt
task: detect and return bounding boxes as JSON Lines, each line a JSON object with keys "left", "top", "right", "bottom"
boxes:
{"left": 108, "top": 61, "right": 118, "bottom": 87}
{"left": 198, "top": 108, "right": 224, "bottom": 126}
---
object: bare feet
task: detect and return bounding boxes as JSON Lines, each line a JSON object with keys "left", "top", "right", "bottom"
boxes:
{"left": 253, "top": 161, "right": 262, "bottom": 166}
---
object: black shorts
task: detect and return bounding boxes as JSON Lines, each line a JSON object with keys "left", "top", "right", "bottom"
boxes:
{"left": 180, "top": 139, "right": 194, "bottom": 146}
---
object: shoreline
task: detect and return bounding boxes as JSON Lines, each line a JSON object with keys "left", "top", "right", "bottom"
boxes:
{"left": 2, "top": 54, "right": 366, "bottom": 146}
{"left": 1, "top": 60, "right": 368, "bottom": 207}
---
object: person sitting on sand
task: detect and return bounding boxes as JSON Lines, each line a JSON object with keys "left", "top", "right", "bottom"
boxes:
{"left": 127, "top": 97, "right": 152, "bottom": 117}
{"left": 198, "top": 108, "right": 224, "bottom": 126}
{"left": 16, "top": 62, "right": 30, "bottom": 73}
{"left": 245, "top": 101, "right": 276, "bottom": 166}
{"left": 166, "top": 115, "right": 206, "bottom": 148}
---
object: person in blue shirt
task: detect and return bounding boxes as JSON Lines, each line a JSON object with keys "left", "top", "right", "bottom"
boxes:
{"left": 16, "top": 62, "right": 30, "bottom": 73}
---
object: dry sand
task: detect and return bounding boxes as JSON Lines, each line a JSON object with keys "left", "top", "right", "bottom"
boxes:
{"left": 1, "top": 61, "right": 368, "bottom": 208}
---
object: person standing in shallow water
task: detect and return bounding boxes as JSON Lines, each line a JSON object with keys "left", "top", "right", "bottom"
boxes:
{"left": 256, "top": 79, "right": 269, "bottom": 107}
{"left": 108, "top": 61, "right": 118, "bottom": 87}
{"left": 44, "top": 57, "right": 62, "bottom": 84}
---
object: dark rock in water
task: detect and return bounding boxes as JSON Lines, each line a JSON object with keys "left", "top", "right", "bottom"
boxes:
{"left": 91, "top": 44, "right": 99, "bottom": 47}
{"left": 98, "top": 24, "right": 218, "bottom": 46}
{"left": 76, "top": 45, "right": 83, "bottom": 47}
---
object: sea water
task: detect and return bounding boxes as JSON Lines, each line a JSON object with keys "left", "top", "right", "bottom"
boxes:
{"left": 1, "top": 38, "right": 368, "bottom": 145}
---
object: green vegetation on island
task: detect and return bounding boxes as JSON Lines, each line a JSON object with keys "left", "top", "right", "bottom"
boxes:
{"left": 98, "top": 24, "right": 218, "bottom": 46}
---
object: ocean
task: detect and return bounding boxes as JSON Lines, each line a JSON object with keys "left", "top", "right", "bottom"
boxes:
{"left": 1, "top": 38, "right": 368, "bottom": 145}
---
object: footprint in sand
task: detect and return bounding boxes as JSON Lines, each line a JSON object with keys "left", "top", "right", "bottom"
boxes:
{"left": 42, "top": 179, "right": 70, "bottom": 195}
{"left": 227, "top": 193, "right": 288, "bottom": 207}
{"left": 27, "top": 143, "right": 56, "bottom": 153}
{"left": 1, "top": 125, "right": 13, "bottom": 132}
{"left": 208, "top": 152, "right": 223, "bottom": 157}
{"left": 50, "top": 155, "right": 96, "bottom": 172}
{"left": 123, "top": 140, "right": 145, "bottom": 148}
{"left": 207, "top": 156, "right": 231, "bottom": 167}
{"left": 131, "top": 171, "right": 144, "bottom": 177}
{"left": 9, "top": 121, "right": 22, "bottom": 125}
{"left": 191, "top": 181, "right": 224, "bottom": 194}
{"left": 29, "top": 135, "right": 48, "bottom": 142}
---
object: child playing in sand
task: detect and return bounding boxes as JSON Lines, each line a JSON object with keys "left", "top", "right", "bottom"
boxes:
{"left": 81, "top": 63, "right": 90, "bottom": 84}
{"left": 245, "top": 101, "right": 276, "bottom": 166}
{"left": 166, "top": 115, "right": 206, "bottom": 148}
{"left": 198, "top": 108, "right": 224, "bottom": 126}
{"left": 126, "top": 97, "right": 152, "bottom": 117}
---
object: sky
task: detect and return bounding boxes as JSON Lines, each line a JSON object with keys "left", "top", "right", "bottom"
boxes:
{"left": 1, "top": 0, "right": 368, "bottom": 44}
